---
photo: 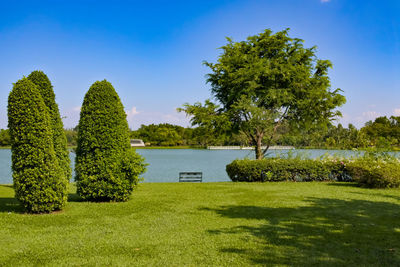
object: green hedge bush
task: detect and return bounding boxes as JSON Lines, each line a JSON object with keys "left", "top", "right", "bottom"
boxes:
{"left": 75, "top": 80, "right": 146, "bottom": 201}
{"left": 227, "top": 153, "right": 400, "bottom": 188}
{"left": 8, "top": 78, "right": 67, "bottom": 213}
{"left": 346, "top": 153, "right": 400, "bottom": 188}
{"left": 28, "top": 70, "right": 71, "bottom": 182}
{"left": 226, "top": 157, "right": 349, "bottom": 182}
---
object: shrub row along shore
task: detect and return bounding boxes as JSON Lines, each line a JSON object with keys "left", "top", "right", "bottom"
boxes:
{"left": 8, "top": 71, "right": 146, "bottom": 213}
{"left": 227, "top": 152, "right": 400, "bottom": 188}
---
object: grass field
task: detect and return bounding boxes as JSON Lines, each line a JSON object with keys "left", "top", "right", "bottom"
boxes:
{"left": 1, "top": 182, "right": 400, "bottom": 266}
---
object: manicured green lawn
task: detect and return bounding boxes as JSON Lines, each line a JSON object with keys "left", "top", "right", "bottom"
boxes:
{"left": 1, "top": 182, "right": 400, "bottom": 266}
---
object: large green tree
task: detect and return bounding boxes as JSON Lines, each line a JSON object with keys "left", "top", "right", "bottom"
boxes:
{"left": 75, "top": 80, "right": 146, "bottom": 201}
{"left": 180, "top": 29, "right": 346, "bottom": 159}
{"left": 8, "top": 78, "right": 67, "bottom": 212}
{"left": 27, "top": 70, "right": 71, "bottom": 182}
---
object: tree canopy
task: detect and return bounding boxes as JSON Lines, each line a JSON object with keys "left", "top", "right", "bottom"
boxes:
{"left": 180, "top": 29, "right": 346, "bottom": 159}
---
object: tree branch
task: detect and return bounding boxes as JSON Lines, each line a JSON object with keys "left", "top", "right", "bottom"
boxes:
{"left": 262, "top": 105, "right": 290, "bottom": 155}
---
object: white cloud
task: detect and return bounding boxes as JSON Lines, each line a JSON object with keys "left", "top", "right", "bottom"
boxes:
{"left": 72, "top": 106, "right": 81, "bottom": 112}
{"left": 321, "top": 0, "right": 330, "bottom": 2}
{"left": 126, "top": 106, "right": 140, "bottom": 117}
{"left": 337, "top": 111, "right": 381, "bottom": 128}
{"left": 394, "top": 108, "right": 400, "bottom": 116}
{"left": 125, "top": 106, "right": 141, "bottom": 128}
{"left": 361, "top": 111, "right": 379, "bottom": 120}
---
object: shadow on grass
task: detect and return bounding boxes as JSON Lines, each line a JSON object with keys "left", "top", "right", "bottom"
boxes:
{"left": 0, "top": 185, "right": 23, "bottom": 213}
{"left": 0, "top": 185, "right": 84, "bottom": 212}
{"left": 202, "top": 197, "right": 400, "bottom": 265}
{"left": 0, "top": 197, "right": 23, "bottom": 213}
{"left": 68, "top": 193, "right": 83, "bottom": 202}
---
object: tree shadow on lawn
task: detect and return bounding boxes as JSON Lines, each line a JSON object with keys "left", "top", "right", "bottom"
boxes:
{"left": 0, "top": 185, "right": 23, "bottom": 213}
{"left": 0, "top": 185, "right": 84, "bottom": 212}
{"left": 68, "top": 193, "right": 83, "bottom": 202}
{"left": 202, "top": 197, "right": 400, "bottom": 265}
{"left": 0, "top": 197, "right": 23, "bottom": 213}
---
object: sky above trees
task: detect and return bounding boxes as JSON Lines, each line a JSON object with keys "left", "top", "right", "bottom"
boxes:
{"left": 0, "top": 0, "right": 399, "bottom": 129}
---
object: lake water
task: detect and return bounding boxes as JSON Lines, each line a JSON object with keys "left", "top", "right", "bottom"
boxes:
{"left": 0, "top": 148, "right": 377, "bottom": 184}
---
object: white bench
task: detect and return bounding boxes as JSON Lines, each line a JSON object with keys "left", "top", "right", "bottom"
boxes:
{"left": 179, "top": 172, "right": 202, "bottom": 182}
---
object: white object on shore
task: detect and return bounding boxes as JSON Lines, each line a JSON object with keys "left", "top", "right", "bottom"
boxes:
{"left": 130, "top": 139, "right": 145, "bottom": 147}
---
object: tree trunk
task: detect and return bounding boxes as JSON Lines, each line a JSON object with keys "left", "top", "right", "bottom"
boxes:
{"left": 255, "top": 134, "right": 263, "bottom": 160}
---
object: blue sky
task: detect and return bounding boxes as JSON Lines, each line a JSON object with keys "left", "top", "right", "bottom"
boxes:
{"left": 0, "top": 0, "right": 399, "bottom": 129}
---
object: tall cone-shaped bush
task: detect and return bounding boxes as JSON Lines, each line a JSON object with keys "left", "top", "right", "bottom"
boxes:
{"left": 8, "top": 78, "right": 67, "bottom": 213}
{"left": 75, "top": 80, "right": 146, "bottom": 201}
{"left": 27, "top": 70, "right": 71, "bottom": 182}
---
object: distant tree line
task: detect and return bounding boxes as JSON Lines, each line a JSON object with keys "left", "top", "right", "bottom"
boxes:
{"left": 129, "top": 123, "right": 246, "bottom": 147}
{"left": 128, "top": 117, "right": 400, "bottom": 150}
{"left": 280, "top": 116, "right": 400, "bottom": 150}
{"left": 1, "top": 116, "right": 400, "bottom": 150}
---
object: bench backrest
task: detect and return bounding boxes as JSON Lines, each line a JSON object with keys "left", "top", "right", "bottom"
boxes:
{"left": 179, "top": 172, "right": 202, "bottom": 182}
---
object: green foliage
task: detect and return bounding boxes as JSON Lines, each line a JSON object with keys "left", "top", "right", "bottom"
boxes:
{"left": 226, "top": 157, "right": 349, "bottom": 182}
{"left": 75, "top": 80, "right": 146, "bottom": 201}
{"left": 131, "top": 122, "right": 237, "bottom": 147}
{"left": 181, "top": 29, "right": 346, "bottom": 159}
{"left": 133, "top": 123, "right": 186, "bottom": 146}
{"left": 8, "top": 78, "right": 67, "bottom": 212}
{"left": 361, "top": 116, "right": 400, "bottom": 148}
{"left": 178, "top": 100, "right": 232, "bottom": 146}
{"left": 277, "top": 122, "right": 371, "bottom": 150}
{"left": 64, "top": 129, "right": 78, "bottom": 146}
{"left": 27, "top": 70, "right": 71, "bottom": 181}
{"left": 347, "top": 152, "right": 400, "bottom": 188}
{"left": 0, "top": 129, "right": 10, "bottom": 146}
{"left": 227, "top": 152, "right": 400, "bottom": 188}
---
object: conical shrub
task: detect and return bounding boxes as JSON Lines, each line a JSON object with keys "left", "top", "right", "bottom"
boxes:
{"left": 8, "top": 78, "right": 67, "bottom": 213}
{"left": 75, "top": 80, "right": 146, "bottom": 201}
{"left": 27, "top": 70, "right": 71, "bottom": 183}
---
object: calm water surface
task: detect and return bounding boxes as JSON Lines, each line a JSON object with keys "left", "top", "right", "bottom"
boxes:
{"left": 0, "top": 148, "right": 374, "bottom": 184}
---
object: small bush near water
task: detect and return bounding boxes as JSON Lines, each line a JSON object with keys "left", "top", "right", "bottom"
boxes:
{"left": 227, "top": 152, "right": 400, "bottom": 188}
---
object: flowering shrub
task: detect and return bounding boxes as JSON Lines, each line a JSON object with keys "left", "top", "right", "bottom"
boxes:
{"left": 346, "top": 152, "right": 400, "bottom": 188}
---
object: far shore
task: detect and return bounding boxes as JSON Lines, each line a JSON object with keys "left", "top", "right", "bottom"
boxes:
{"left": 1, "top": 145, "right": 399, "bottom": 152}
